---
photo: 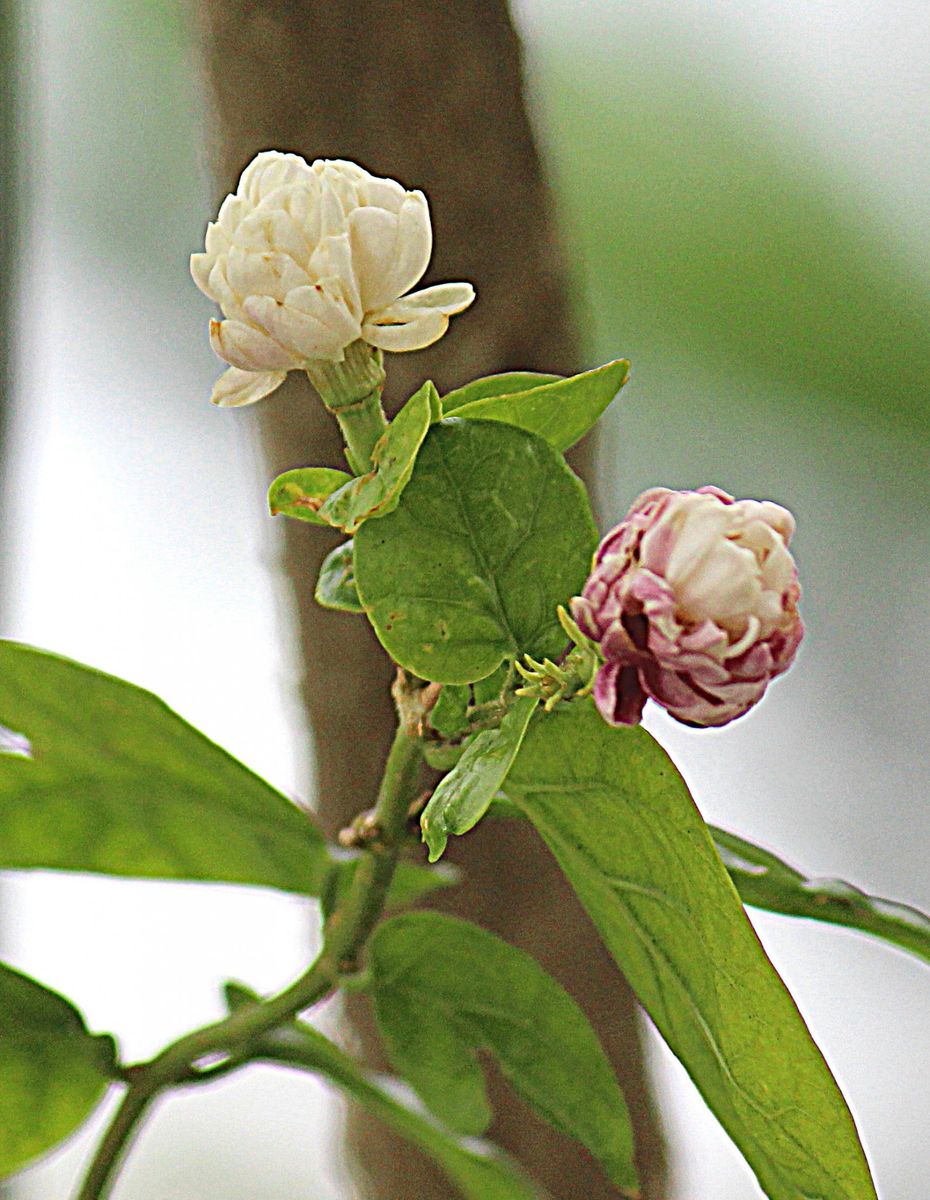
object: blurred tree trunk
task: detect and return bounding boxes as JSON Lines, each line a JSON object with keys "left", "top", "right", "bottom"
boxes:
{"left": 193, "top": 3, "right": 666, "bottom": 1196}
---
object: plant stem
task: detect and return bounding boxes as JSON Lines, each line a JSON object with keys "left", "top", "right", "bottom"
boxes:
{"left": 73, "top": 723, "right": 422, "bottom": 1200}
{"left": 305, "top": 340, "right": 388, "bottom": 473}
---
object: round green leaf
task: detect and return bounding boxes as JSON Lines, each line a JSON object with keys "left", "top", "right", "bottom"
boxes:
{"left": 354, "top": 419, "right": 597, "bottom": 684}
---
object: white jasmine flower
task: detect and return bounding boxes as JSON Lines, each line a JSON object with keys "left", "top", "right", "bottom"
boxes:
{"left": 191, "top": 152, "right": 475, "bottom": 407}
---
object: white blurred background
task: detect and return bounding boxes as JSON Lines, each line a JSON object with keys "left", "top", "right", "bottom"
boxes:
{"left": 2, "top": 1, "right": 928, "bottom": 1197}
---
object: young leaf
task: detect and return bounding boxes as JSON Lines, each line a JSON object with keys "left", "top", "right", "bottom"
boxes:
{"left": 268, "top": 467, "right": 352, "bottom": 525}
{"left": 0, "top": 642, "right": 330, "bottom": 896}
{"left": 441, "top": 371, "right": 562, "bottom": 413}
{"left": 429, "top": 684, "right": 471, "bottom": 738}
{"left": 502, "top": 701, "right": 877, "bottom": 1200}
{"left": 253, "top": 1022, "right": 545, "bottom": 1200}
{"left": 451, "top": 360, "right": 630, "bottom": 452}
{"left": 319, "top": 380, "right": 440, "bottom": 534}
{"left": 354, "top": 419, "right": 598, "bottom": 684}
{"left": 421, "top": 695, "right": 537, "bottom": 862}
{"left": 0, "top": 962, "right": 116, "bottom": 1178}
{"left": 712, "top": 826, "right": 930, "bottom": 967}
{"left": 315, "top": 540, "right": 364, "bottom": 612}
{"left": 368, "top": 912, "right": 638, "bottom": 1195}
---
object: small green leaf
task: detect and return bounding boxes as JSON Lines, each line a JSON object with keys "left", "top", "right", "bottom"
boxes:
{"left": 0, "top": 642, "right": 330, "bottom": 896}
{"left": 421, "top": 695, "right": 537, "bottom": 862}
{"left": 319, "top": 381, "right": 439, "bottom": 534}
{"left": 0, "top": 962, "right": 116, "bottom": 1178}
{"left": 315, "top": 540, "right": 364, "bottom": 612}
{"left": 442, "top": 371, "right": 562, "bottom": 413}
{"left": 268, "top": 467, "right": 352, "bottom": 525}
{"left": 429, "top": 684, "right": 471, "bottom": 738}
{"left": 451, "top": 360, "right": 630, "bottom": 452}
{"left": 254, "top": 1021, "right": 545, "bottom": 1200}
{"left": 354, "top": 419, "right": 598, "bottom": 684}
{"left": 472, "top": 663, "right": 511, "bottom": 705}
{"left": 503, "top": 701, "right": 877, "bottom": 1200}
{"left": 368, "top": 912, "right": 638, "bottom": 1193}
{"left": 712, "top": 826, "right": 930, "bottom": 968}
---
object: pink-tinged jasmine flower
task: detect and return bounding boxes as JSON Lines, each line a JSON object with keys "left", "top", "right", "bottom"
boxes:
{"left": 572, "top": 486, "right": 803, "bottom": 728}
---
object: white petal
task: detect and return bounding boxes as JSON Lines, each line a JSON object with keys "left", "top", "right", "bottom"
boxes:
{"left": 190, "top": 251, "right": 215, "bottom": 297}
{"left": 380, "top": 192, "right": 432, "bottom": 303}
{"left": 210, "top": 318, "right": 298, "bottom": 371}
{"left": 204, "top": 221, "right": 230, "bottom": 257}
{"left": 318, "top": 176, "right": 350, "bottom": 238}
{"left": 285, "top": 282, "right": 362, "bottom": 344}
{"left": 206, "top": 258, "right": 241, "bottom": 316}
{"left": 348, "top": 205, "right": 401, "bottom": 312}
{"left": 217, "top": 194, "right": 251, "bottom": 235}
{"left": 225, "top": 246, "right": 309, "bottom": 301}
{"left": 386, "top": 281, "right": 475, "bottom": 316}
{"left": 309, "top": 233, "right": 362, "bottom": 318}
{"left": 357, "top": 176, "right": 407, "bottom": 214}
{"left": 210, "top": 366, "right": 287, "bottom": 407}
{"left": 243, "top": 295, "right": 349, "bottom": 361}
{"left": 239, "top": 151, "right": 313, "bottom": 205}
{"left": 362, "top": 307, "right": 449, "bottom": 352}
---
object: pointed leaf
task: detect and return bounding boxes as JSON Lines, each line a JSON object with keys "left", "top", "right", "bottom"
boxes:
{"left": 268, "top": 467, "right": 352, "bottom": 525}
{"left": 0, "top": 962, "right": 116, "bottom": 1178}
{"left": 451, "top": 360, "right": 629, "bottom": 452}
{"left": 368, "top": 912, "right": 638, "bottom": 1194}
{"left": 421, "top": 695, "right": 536, "bottom": 862}
{"left": 0, "top": 642, "right": 330, "bottom": 895}
{"left": 319, "top": 380, "right": 440, "bottom": 534}
{"left": 503, "top": 701, "right": 877, "bottom": 1200}
{"left": 354, "top": 419, "right": 598, "bottom": 684}
{"left": 315, "top": 540, "right": 363, "bottom": 612}
{"left": 442, "top": 371, "right": 562, "bottom": 413}
{"left": 712, "top": 826, "right": 930, "bottom": 967}
{"left": 253, "top": 1021, "right": 546, "bottom": 1200}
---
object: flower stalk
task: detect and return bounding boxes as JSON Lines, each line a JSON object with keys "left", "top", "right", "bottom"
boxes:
{"left": 73, "top": 719, "right": 423, "bottom": 1200}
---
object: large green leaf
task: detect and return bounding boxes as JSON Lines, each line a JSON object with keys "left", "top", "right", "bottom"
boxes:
{"left": 502, "top": 701, "right": 877, "bottom": 1200}
{"left": 368, "top": 912, "right": 638, "bottom": 1194}
{"left": 252, "top": 1021, "right": 545, "bottom": 1200}
{"left": 441, "top": 371, "right": 562, "bottom": 413}
{"left": 0, "top": 642, "right": 329, "bottom": 895}
{"left": 268, "top": 467, "right": 352, "bottom": 526}
{"left": 354, "top": 419, "right": 598, "bottom": 684}
{"left": 712, "top": 826, "right": 930, "bottom": 967}
{"left": 421, "top": 695, "right": 537, "bottom": 862}
{"left": 0, "top": 962, "right": 116, "bottom": 1178}
{"left": 319, "top": 380, "right": 440, "bottom": 534}
{"left": 450, "top": 360, "right": 629, "bottom": 452}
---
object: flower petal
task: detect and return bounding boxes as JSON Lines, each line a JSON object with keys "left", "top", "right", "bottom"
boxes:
{"left": 390, "top": 281, "right": 475, "bottom": 315}
{"left": 348, "top": 205, "right": 401, "bottom": 311}
{"left": 362, "top": 307, "right": 449, "bottom": 352}
{"left": 210, "top": 366, "right": 287, "bottom": 408}
{"left": 242, "top": 295, "right": 349, "bottom": 362}
{"left": 209, "top": 318, "right": 298, "bottom": 371}
{"left": 380, "top": 192, "right": 432, "bottom": 305}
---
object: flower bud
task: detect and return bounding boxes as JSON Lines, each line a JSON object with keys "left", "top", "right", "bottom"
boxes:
{"left": 191, "top": 152, "right": 475, "bottom": 407}
{"left": 572, "top": 487, "right": 803, "bottom": 728}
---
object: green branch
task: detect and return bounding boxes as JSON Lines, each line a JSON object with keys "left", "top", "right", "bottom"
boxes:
{"left": 73, "top": 722, "right": 423, "bottom": 1200}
